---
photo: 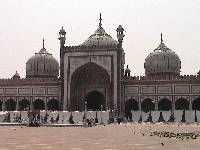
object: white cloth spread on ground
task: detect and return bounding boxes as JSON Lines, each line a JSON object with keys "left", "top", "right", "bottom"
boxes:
{"left": 185, "top": 111, "right": 195, "bottom": 123}
{"left": 131, "top": 111, "right": 141, "bottom": 122}
{"left": 152, "top": 111, "right": 160, "bottom": 122}
{"left": 196, "top": 110, "right": 200, "bottom": 122}
{"left": 142, "top": 112, "right": 149, "bottom": 122}
{"left": 0, "top": 112, "right": 8, "bottom": 122}
{"left": 72, "top": 111, "right": 84, "bottom": 124}
{"left": 174, "top": 110, "right": 183, "bottom": 122}
{"left": 162, "top": 111, "right": 171, "bottom": 122}
{"left": 101, "top": 111, "right": 109, "bottom": 123}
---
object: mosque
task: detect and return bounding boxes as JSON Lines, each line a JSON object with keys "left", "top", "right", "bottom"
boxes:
{"left": 1, "top": 14, "right": 200, "bottom": 117}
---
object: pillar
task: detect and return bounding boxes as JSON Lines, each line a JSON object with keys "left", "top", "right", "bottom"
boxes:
{"left": 138, "top": 96, "right": 141, "bottom": 111}
{"left": 189, "top": 97, "right": 192, "bottom": 110}
{"left": 16, "top": 100, "right": 19, "bottom": 111}
{"left": 30, "top": 99, "right": 34, "bottom": 110}
{"left": 172, "top": 97, "right": 175, "bottom": 111}
{"left": 2, "top": 100, "right": 6, "bottom": 111}
{"left": 45, "top": 98, "right": 48, "bottom": 111}
{"left": 155, "top": 98, "right": 158, "bottom": 111}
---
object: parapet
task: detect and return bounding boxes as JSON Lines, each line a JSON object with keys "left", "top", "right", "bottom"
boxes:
{"left": 64, "top": 44, "right": 118, "bottom": 51}
{"left": 124, "top": 74, "right": 200, "bottom": 82}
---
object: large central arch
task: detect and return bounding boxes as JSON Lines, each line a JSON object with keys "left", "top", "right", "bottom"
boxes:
{"left": 70, "top": 62, "right": 110, "bottom": 111}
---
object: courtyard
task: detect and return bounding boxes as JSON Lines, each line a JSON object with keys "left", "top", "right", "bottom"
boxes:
{"left": 0, "top": 123, "right": 200, "bottom": 150}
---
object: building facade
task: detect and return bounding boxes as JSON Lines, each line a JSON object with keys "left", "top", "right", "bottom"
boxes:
{"left": 1, "top": 15, "right": 200, "bottom": 116}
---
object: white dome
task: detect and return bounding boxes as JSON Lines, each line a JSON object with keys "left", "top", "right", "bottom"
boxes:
{"left": 26, "top": 46, "right": 59, "bottom": 78}
{"left": 81, "top": 26, "right": 118, "bottom": 47}
{"left": 144, "top": 42, "right": 181, "bottom": 76}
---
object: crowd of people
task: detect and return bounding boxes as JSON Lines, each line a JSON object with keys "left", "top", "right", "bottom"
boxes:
{"left": 150, "top": 130, "right": 200, "bottom": 140}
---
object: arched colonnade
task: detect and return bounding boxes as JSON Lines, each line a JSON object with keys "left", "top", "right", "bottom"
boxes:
{"left": 0, "top": 98, "right": 60, "bottom": 111}
{"left": 125, "top": 98, "right": 200, "bottom": 114}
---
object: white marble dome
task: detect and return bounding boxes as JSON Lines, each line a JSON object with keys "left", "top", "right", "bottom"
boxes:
{"left": 26, "top": 42, "right": 59, "bottom": 78}
{"left": 144, "top": 40, "right": 181, "bottom": 76}
{"left": 81, "top": 26, "right": 118, "bottom": 47}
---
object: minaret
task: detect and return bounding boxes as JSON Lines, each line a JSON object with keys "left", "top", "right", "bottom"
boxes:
{"left": 58, "top": 27, "right": 66, "bottom": 47}
{"left": 116, "top": 25, "right": 125, "bottom": 116}
{"left": 116, "top": 25, "right": 125, "bottom": 48}
{"left": 58, "top": 27, "right": 66, "bottom": 79}
{"left": 58, "top": 27, "right": 66, "bottom": 110}
{"left": 125, "top": 65, "right": 131, "bottom": 77}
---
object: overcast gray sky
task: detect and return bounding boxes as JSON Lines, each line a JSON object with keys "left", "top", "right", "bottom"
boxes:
{"left": 0, "top": 0, "right": 200, "bottom": 78}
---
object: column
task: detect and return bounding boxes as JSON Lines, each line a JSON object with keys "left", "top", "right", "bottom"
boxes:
{"left": 45, "top": 98, "right": 48, "bottom": 111}
{"left": 16, "top": 98, "right": 19, "bottom": 111}
{"left": 2, "top": 99, "right": 6, "bottom": 111}
{"left": 155, "top": 98, "right": 158, "bottom": 111}
{"left": 172, "top": 96, "right": 175, "bottom": 111}
{"left": 189, "top": 96, "right": 192, "bottom": 111}
{"left": 30, "top": 98, "right": 34, "bottom": 110}
{"left": 138, "top": 95, "right": 141, "bottom": 111}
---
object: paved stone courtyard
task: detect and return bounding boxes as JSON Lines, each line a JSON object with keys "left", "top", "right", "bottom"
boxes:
{"left": 0, "top": 123, "right": 200, "bottom": 150}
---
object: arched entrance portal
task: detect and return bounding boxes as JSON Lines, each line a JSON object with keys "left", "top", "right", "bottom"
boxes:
{"left": 125, "top": 98, "right": 139, "bottom": 120}
{"left": 70, "top": 62, "right": 110, "bottom": 111}
{"left": 175, "top": 98, "right": 189, "bottom": 110}
{"left": 19, "top": 99, "right": 30, "bottom": 111}
{"left": 141, "top": 99, "right": 155, "bottom": 112}
{"left": 34, "top": 99, "right": 45, "bottom": 110}
{"left": 5, "top": 99, "right": 16, "bottom": 111}
{"left": 47, "top": 99, "right": 59, "bottom": 111}
{"left": 85, "top": 91, "right": 105, "bottom": 111}
{"left": 192, "top": 98, "right": 200, "bottom": 110}
{"left": 158, "top": 98, "right": 172, "bottom": 111}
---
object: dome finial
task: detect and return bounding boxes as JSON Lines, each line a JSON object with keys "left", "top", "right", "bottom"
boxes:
{"left": 99, "top": 13, "right": 102, "bottom": 27}
{"left": 161, "top": 33, "right": 163, "bottom": 44}
{"left": 42, "top": 38, "right": 45, "bottom": 48}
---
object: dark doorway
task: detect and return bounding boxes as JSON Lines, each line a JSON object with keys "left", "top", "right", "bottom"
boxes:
{"left": 175, "top": 98, "right": 189, "bottom": 110}
{"left": 125, "top": 99, "right": 139, "bottom": 120}
{"left": 19, "top": 99, "right": 30, "bottom": 111}
{"left": 158, "top": 98, "right": 172, "bottom": 111}
{"left": 192, "top": 98, "right": 200, "bottom": 110}
{"left": 5, "top": 99, "right": 16, "bottom": 111}
{"left": 85, "top": 91, "right": 104, "bottom": 111}
{"left": 0, "top": 101, "right": 2, "bottom": 111}
{"left": 47, "top": 99, "right": 59, "bottom": 111}
{"left": 141, "top": 99, "right": 155, "bottom": 112}
{"left": 34, "top": 99, "right": 45, "bottom": 110}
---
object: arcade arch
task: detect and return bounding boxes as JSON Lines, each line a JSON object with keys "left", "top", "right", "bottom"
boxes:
{"left": 175, "top": 98, "right": 189, "bottom": 110}
{"left": 34, "top": 99, "right": 45, "bottom": 110}
{"left": 192, "top": 98, "right": 200, "bottom": 110}
{"left": 125, "top": 98, "right": 139, "bottom": 120}
{"left": 0, "top": 101, "right": 2, "bottom": 111}
{"left": 5, "top": 99, "right": 16, "bottom": 111}
{"left": 158, "top": 98, "right": 172, "bottom": 111}
{"left": 19, "top": 99, "right": 30, "bottom": 111}
{"left": 47, "top": 99, "right": 59, "bottom": 111}
{"left": 141, "top": 98, "right": 155, "bottom": 112}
